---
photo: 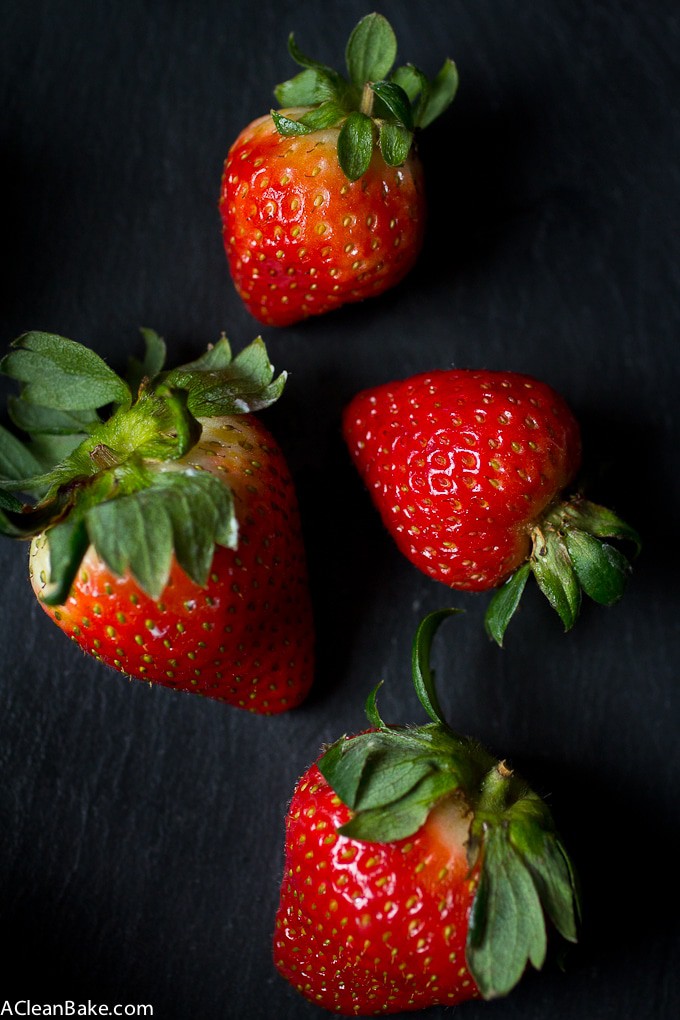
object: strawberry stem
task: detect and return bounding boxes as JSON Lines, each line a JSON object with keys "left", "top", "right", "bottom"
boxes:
{"left": 359, "top": 81, "right": 375, "bottom": 116}
{"left": 477, "top": 761, "right": 515, "bottom": 814}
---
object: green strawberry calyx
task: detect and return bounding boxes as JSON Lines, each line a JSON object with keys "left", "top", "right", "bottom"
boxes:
{"left": 485, "top": 494, "right": 641, "bottom": 646}
{"left": 319, "top": 608, "right": 580, "bottom": 1001}
{"left": 0, "top": 329, "right": 286, "bottom": 604}
{"left": 270, "top": 12, "right": 459, "bottom": 181}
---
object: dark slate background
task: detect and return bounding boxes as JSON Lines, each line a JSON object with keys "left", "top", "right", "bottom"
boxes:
{"left": 1, "top": 1, "right": 679, "bottom": 1018}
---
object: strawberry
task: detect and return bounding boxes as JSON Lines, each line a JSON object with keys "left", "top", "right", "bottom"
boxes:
{"left": 343, "top": 368, "right": 639, "bottom": 643}
{"left": 218, "top": 12, "right": 458, "bottom": 327}
{"left": 0, "top": 329, "right": 314, "bottom": 713}
{"left": 274, "top": 609, "right": 580, "bottom": 1013}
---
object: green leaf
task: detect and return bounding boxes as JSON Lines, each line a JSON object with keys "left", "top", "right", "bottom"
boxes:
{"left": 353, "top": 746, "right": 436, "bottom": 813}
{"left": 297, "top": 100, "right": 346, "bottom": 132}
{"left": 522, "top": 836, "right": 579, "bottom": 944}
{"left": 392, "top": 63, "right": 429, "bottom": 104}
{"left": 275, "top": 68, "right": 338, "bottom": 107}
{"left": 162, "top": 336, "right": 286, "bottom": 416}
{"left": 1, "top": 333, "right": 131, "bottom": 411}
{"left": 371, "top": 80, "right": 414, "bottom": 130}
{"left": 127, "top": 328, "right": 167, "bottom": 394}
{"left": 345, "top": 13, "right": 397, "bottom": 86}
{"left": 28, "top": 433, "right": 89, "bottom": 472}
{"left": 0, "top": 489, "right": 22, "bottom": 512}
{"left": 467, "top": 826, "right": 547, "bottom": 998}
{"left": 565, "top": 528, "right": 632, "bottom": 605}
{"left": 555, "top": 496, "right": 641, "bottom": 555}
{"left": 8, "top": 396, "right": 100, "bottom": 437}
{"left": 159, "top": 469, "right": 237, "bottom": 585}
{"left": 271, "top": 110, "right": 314, "bottom": 137}
{"left": 342, "top": 768, "right": 462, "bottom": 842}
{"left": 86, "top": 469, "right": 237, "bottom": 599}
{"left": 287, "top": 31, "right": 340, "bottom": 79}
{"left": 531, "top": 531, "right": 581, "bottom": 631}
{"left": 505, "top": 796, "right": 579, "bottom": 944}
{"left": 88, "top": 486, "right": 174, "bottom": 599}
{"left": 484, "top": 563, "right": 531, "bottom": 646}
{"left": 319, "top": 734, "right": 377, "bottom": 810}
{"left": 412, "top": 608, "right": 461, "bottom": 726}
{"left": 173, "top": 336, "right": 233, "bottom": 373}
{"left": 364, "top": 681, "right": 387, "bottom": 729}
{"left": 320, "top": 731, "right": 442, "bottom": 822}
{"left": 417, "top": 58, "right": 459, "bottom": 128}
{"left": 0, "top": 421, "right": 46, "bottom": 480}
{"left": 337, "top": 111, "right": 374, "bottom": 181}
{"left": 379, "top": 122, "right": 413, "bottom": 167}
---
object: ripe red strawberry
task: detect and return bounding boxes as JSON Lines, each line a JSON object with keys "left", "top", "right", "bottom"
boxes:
{"left": 0, "top": 329, "right": 314, "bottom": 713}
{"left": 274, "top": 609, "right": 579, "bottom": 1013}
{"left": 343, "top": 368, "right": 639, "bottom": 643}
{"left": 218, "top": 13, "right": 458, "bottom": 327}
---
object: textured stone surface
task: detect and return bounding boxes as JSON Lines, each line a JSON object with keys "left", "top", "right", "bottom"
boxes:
{"left": 1, "top": 2, "right": 678, "bottom": 1018}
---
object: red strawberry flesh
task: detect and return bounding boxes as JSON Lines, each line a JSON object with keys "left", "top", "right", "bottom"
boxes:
{"left": 220, "top": 112, "right": 426, "bottom": 327}
{"left": 274, "top": 763, "right": 481, "bottom": 1014}
{"left": 343, "top": 369, "right": 582, "bottom": 591}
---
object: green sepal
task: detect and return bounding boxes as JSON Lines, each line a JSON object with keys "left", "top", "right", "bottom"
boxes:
{"left": 364, "top": 681, "right": 387, "bottom": 729}
{"left": 564, "top": 529, "right": 632, "bottom": 605}
{"left": 274, "top": 68, "right": 338, "bottom": 107}
{"left": 467, "top": 826, "right": 548, "bottom": 998}
{"left": 0, "top": 483, "right": 76, "bottom": 537}
{"left": 550, "top": 495, "right": 642, "bottom": 555}
{"left": 0, "top": 489, "right": 22, "bottom": 513}
{"left": 531, "top": 530, "right": 582, "bottom": 631}
{"left": 345, "top": 13, "right": 397, "bottom": 87}
{"left": 411, "top": 607, "right": 461, "bottom": 726}
{"left": 338, "top": 111, "right": 374, "bottom": 181}
{"left": 321, "top": 731, "right": 435, "bottom": 815}
{"left": 271, "top": 110, "right": 313, "bottom": 137}
{"left": 484, "top": 492, "right": 639, "bottom": 643}
{"left": 274, "top": 103, "right": 346, "bottom": 139}
{"left": 271, "top": 14, "right": 457, "bottom": 179}
{"left": 321, "top": 722, "right": 481, "bottom": 843}
{"left": 161, "top": 335, "right": 286, "bottom": 416}
{"left": 417, "top": 58, "right": 459, "bottom": 128}
{"left": 0, "top": 332, "right": 131, "bottom": 412}
{"left": 466, "top": 780, "right": 580, "bottom": 999}
{"left": 371, "top": 80, "right": 414, "bottom": 130}
{"left": 286, "top": 31, "right": 344, "bottom": 87}
{"left": 86, "top": 468, "right": 237, "bottom": 599}
{"left": 127, "top": 327, "right": 167, "bottom": 394}
{"left": 378, "top": 121, "right": 413, "bottom": 166}
{"left": 8, "top": 398, "right": 100, "bottom": 438}
{"left": 391, "top": 64, "right": 429, "bottom": 105}
{"left": 297, "top": 101, "right": 346, "bottom": 132}
{"left": 508, "top": 803, "right": 580, "bottom": 944}
{"left": 484, "top": 563, "right": 531, "bottom": 647}
{"left": 0, "top": 421, "right": 46, "bottom": 482}
{"left": 339, "top": 768, "right": 462, "bottom": 843}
